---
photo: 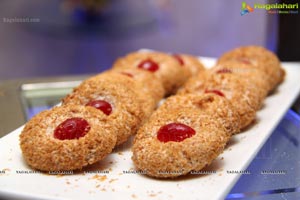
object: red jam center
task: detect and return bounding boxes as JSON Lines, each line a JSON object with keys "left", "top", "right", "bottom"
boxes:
{"left": 54, "top": 118, "right": 90, "bottom": 140}
{"left": 205, "top": 89, "right": 225, "bottom": 97}
{"left": 216, "top": 68, "right": 232, "bottom": 74}
{"left": 157, "top": 123, "right": 196, "bottom": 143}
{"left": 86, "top": 100, "right": 112, "bottom": 115}
{"left": 120, "top": 72, "right": 134, "bottom": 78}
{"left": 172, "top": 54, "right": 184, "bottom": 66}
{"left": 137, "top": 59, "right": 159, "bottom": 72}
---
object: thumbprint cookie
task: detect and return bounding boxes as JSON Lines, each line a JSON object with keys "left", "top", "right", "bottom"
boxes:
{"left": 132, "top": 107, "right": 230, "bottom": 178}
{"left": 217, "top": 45, "right": 285, "bottom": 92}
{"left": 156, "top": 93, "right": 240, "bottom": 135}
{"left": 20, "top": 105, "right": 117, "bottom": 171}
{"left": 178, "top": 71, "right": 260, "bottom": 129}
{"left": 112, "top": 51, "right": 190, "bottom": 95}
{"left": 211, "top": 61, "right": 269, "bottom": 106}
{"left": 62, "top": 73, "right": 146, "bottom": 145}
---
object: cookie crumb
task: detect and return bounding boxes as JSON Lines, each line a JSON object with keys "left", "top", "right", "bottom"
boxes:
{"left": 109, "top": 178, "right": 118, "bottom": 183}
{"left": 91, "top": 174, "right": 107, "bottom": 182}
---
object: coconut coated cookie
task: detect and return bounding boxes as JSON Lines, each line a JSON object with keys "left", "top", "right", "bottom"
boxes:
{"left": 172, "top": 53, "right": 206, "bottom": 76}
{"left": 178, "top": 71, "right": 260, "bottom": 129}
{"left": 156, "top": 93, "right": 240, "bottom": 135}
{"left": 112, "top": 51, "right": 190, "bottom": 95}
{"left": 211, "top": 61, "right": 269, "bottom": 105}
{"left": 20, "top": 105, "right": 117, "bottom": 171}
{"left": 217, "top": 46, "right": 285, "bottom": 92}
{"left": 109, "top": 68, "right": 165, "bottom": 104}
{"left": 62, "top": 73, "right": 146, "bottom": 145}
{"left": 132, "top": 107, "right": 230, "bottom": 178}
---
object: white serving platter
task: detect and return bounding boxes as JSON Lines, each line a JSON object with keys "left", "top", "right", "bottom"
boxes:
{"left": 0, "top": 58, "right": 300, "bottom": 200}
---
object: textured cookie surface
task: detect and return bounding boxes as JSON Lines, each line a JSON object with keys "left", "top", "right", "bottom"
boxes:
{"left": 132, "top": 107, "right": 230, "bottom": 178}
{"left": 157, "top": 94, "right": 240, "bottom": 135}
{"left": 211, "top": 61, "right": 269, "bottom": 104}
{"left": 178, "top": 71, "right": 259, "bottom": 129}
{"left": 20, "top": 105, "right": 117, "bottom": 171}
{"left": 112, "top": 51, "right": 190, "bottom": 95}
{"left": 63, "top": 73, "right": 146, "bottom": 145}
{"left": 108, "top": 68, "right": 165, "bottom": 104}
{"left": 174, "top": 54, "right": 205, "bottom": 76}
{"left": 217, "top": 45, "right": 285, "bottom": 92}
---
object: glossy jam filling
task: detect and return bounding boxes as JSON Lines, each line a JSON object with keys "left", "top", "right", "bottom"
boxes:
{"left": 86, "top": 100, "right": 112, "bottom": 115}
{"left": 54, "top": 117, "right": 90, "bottom": 140}
{"left": 172, "top": 54, "right": 184, "bottom": 66}
{"left": 157, "top": 123, "right": 196, "bottom": 142}
{"left": 137, "top": 59, "right": 159, "bottom": 72}
{"left": 204, "top": 89, "right": 225, "bottom": 97}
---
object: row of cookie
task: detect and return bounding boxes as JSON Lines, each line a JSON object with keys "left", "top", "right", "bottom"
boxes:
{"left": 19, "top": 51, "right": 205, "bottom": 171}
{"left": 180, "top": 46, "right": 285, "bottom": 129}
{"left": 132, "top": 46, "right": 285, "bottom": 178}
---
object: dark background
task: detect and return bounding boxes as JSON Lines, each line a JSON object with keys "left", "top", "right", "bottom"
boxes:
{"left": 278, "top": 0, "right": 300, "bottom": 61}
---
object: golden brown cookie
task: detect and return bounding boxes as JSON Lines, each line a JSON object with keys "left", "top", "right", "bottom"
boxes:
{"left": 62, "top": 73, "right": 146, "bottom": 145}
{"left": 178, "top": 71, "right": 259, "bottom": 129}
{"left": 112, "top": 51, "right": 190, "bottom": 95}
{"left": 109, "top": 68, "right": 165, "bottom": 104}
{"left": 211, "top": 60, "right": 269, "bottom": 105}
{"left": 172, "top": 53, "right": 206, "bottom": 76}
{"left": 217, "top": 46, "right": 285, "bottom": 92}
{"left": 20, "top": 105, "right": 117, "bottom": 171}
{"left": 100, "top": 71, "right": 157, "bottom": 119}
{"left": 132, "top": 107, "right": 230, "bottom": 178}
{"left": 156, "top": 94, "right": 240, "bottom": 135}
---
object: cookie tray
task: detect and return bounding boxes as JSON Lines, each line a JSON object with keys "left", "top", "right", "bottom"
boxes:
{"left": 0, "top": 58, "right": 300, "bottom": 200}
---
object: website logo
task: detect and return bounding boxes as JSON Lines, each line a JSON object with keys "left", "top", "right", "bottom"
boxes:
{"left": 241, "top": 2, "right": 299, "bottom": 16}
{"left": 241, "top": 2, "right": 254, "bottom": 16}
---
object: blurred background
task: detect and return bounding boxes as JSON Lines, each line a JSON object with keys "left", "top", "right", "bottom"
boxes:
{"left": 0, "top": 0, "right": 298, "bottom": 81}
